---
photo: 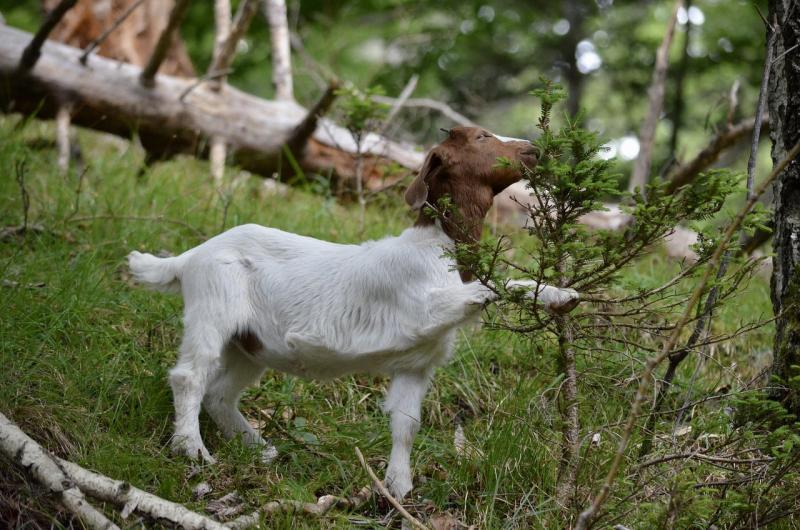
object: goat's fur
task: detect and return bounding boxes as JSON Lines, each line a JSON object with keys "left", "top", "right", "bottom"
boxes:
{"left": 128, "top": 127, "right": 579, "bottom": 499}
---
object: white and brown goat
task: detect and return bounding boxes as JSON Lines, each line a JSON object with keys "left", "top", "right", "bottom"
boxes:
{"left": 128, "top": 127, "right": 579, "bottom": 498}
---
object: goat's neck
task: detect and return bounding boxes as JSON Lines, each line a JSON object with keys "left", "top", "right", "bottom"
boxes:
{"left": 414, "top": 205, "right": 488, "bottom": 283}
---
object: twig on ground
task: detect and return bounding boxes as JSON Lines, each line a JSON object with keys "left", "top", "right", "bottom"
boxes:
{"left": 354, "top": 447, "right": 429, "bottom": 530}
{"left": 227, "top": 486, "right": 372, "bottom": 529}
{"left": 0, "top": 412, "right": 119, "bottom": 530}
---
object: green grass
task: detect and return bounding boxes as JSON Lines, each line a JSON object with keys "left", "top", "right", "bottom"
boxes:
{"left": 1, "top": 115, "right": 792, "bottom": 529}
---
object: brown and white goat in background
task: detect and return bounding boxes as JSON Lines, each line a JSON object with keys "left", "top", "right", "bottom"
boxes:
{"left": 128, "top": 127, "right": 580, "bottom": 499}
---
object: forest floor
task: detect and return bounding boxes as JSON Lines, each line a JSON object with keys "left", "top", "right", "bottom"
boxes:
{"left": 0, "top": 116, "right": 791, "bottom": 529}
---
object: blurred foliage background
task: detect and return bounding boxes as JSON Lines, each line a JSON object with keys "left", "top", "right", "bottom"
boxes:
{"left": 1, "top": 0, "right": 769, "bottom": 168}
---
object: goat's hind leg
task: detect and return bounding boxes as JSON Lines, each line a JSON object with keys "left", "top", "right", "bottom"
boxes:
{"left": 384, "top": 371, "right": 432, "bottom": 499}
{"left": 203, "top": 345, "right": 277, "bottom": 462}
{"left": 169, "top": 324, "right": 224, "bottom": 463}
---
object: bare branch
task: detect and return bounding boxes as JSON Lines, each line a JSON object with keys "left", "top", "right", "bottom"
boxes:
{"left": 0, "top": 412, "right": 119, "bottom": 530}
{"left": 207, "top": 0, "right": 259, "bottom": 92}
{"left": 264, "top": 0, "right": 294, "bottom": 100}
{"left": 140, "top": 0, "right": 192, "bottom": 87}
{"left": 355, "top": 447, "right": 429, "bottom": 530}
{"left": 380, "top": 74, "right": 419, "bottom": 133}
{"left": 629, "top": 0, "right": 682, "bottom": 195}
{"left": 371, "top": 95, "right": 478, "bottom": 127}
{"left": 285, "top": 80, "right": 340, "bottom": 156}
{"left": 17, "top": 0, "right": 77, "bottom": 73}
{"left": 665, "top": 117, "right": 765, "bottom": 194}
{"left": 228, "top": 486, "right": 372, "bottom": 529}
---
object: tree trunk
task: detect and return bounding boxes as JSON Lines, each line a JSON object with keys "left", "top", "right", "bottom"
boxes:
{"left": 768, "top": 0, "right": 800, "bottom": 415}
{"left": 0, "top": 24, "right": 423, "bottom": 186}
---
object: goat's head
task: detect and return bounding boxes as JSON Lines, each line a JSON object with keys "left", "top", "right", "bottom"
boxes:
{"left": 406, "top": 126, "right": 538, "bottom": 246}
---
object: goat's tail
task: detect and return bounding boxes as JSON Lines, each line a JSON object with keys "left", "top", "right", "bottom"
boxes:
{"left": 127, "top": 251, "right": 186, "bottom": 293}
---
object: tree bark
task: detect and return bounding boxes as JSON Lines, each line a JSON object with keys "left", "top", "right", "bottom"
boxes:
{"left": 0, "top": 24, "right": 424, "bottom": 186}
{"left": 768, "top": 0, "right": 800, "bottom": 415}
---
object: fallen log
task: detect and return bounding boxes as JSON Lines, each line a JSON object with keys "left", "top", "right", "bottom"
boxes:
{"left": 0, "top": 24, "right": 424, "bottom": 185}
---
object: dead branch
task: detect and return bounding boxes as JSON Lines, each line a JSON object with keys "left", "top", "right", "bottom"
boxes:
{"left": 227, "top": 486, "right": 372, "bottom": 529}
{"left": 355, "top": 447, "right": 429, "bottom": 530}
{"left": 665, "top": 117, "right": 765, "bottom": 194}
{"left": 207, "top": 0, "right": 259, "bottom": 92}
{"left": 574, "top": 139, "right": 800, "bottom": 530}
{"left": 79, "top": 0, "right": 146, "bottom": 65}
{"left": 17, "top": 0, "right": 77, "bottom": 73}
{"left": 0, "top": 25, "right": 424, "bottom": 183}
{"left": 0, "top": 412, "right": 119, "bottom": 530}
{"left": 140, "top": 0, "right": 192, "bottom": 87}
{"left": 55, "top": 458, "right": 228, "bottom": 530}
{"left": 285, "top": 80, "right": 340, "bottom": 157}
{"left": 264, "top": 0, "right": 294, "bottom": 100}
{"left": 629, "top": 0, "right": 682, "bottom": 195}
{"left": 380, "top": 74, "right": 419, "bottom": 135}
{"left": 371, "top": 95, "right": 477, "bottom": 127}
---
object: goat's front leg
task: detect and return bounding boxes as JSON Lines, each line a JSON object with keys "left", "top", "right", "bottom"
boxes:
{"left": 383, "top": 371, "right": 432, "bottom": 499}
{"left": 505, "top": 279, "right": 580, "bottom": 314}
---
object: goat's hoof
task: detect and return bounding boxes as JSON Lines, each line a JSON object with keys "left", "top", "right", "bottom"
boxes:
{"left": 172, "top": 438, "right": 216, "bottom": 464}
{"left": 548, "top": 288, "right": 580, "bottom": 315}
{"left": 385, "top": 467, "right": 413, "bottom": 500}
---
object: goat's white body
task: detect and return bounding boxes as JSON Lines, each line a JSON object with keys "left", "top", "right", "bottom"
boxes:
{"left": 156, "top": 224, "right": 467, "bottom": 377}
{"left": 129, "top": 223, "right": 576, "bottom": 498}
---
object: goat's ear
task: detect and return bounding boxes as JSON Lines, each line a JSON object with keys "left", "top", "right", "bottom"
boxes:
{"left": 405, "top": 151, "right": 442, "bottom": 210}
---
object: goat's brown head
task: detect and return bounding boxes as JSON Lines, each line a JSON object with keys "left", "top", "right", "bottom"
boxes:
{"left": 406, "top": 126, "right": 538, "bottom": 249}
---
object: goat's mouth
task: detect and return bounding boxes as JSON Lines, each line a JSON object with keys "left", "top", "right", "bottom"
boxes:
{"left": 520, "top": 147, "right": 539, "bottom": 167}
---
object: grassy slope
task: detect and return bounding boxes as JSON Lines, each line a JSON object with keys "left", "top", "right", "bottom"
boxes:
{"left": 0, "top": 116, "right": 777, "bottom": 528}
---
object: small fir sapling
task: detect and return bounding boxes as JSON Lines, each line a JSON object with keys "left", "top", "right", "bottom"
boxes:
{"left": 444, "top": 79, "right": 765, "bottom": 506}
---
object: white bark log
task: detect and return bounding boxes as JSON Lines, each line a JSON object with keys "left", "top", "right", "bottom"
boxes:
{"left": 0, "top": 412, "right": 119, "bottom": 530}
{"left": 0, "top": 24, "right": 424, "bottom": 179}
{"left": 56, "top": 458, "right": 229, "bottom": 530}
{"left": 264, "top": 0, "right": 293, "bottom": 100}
